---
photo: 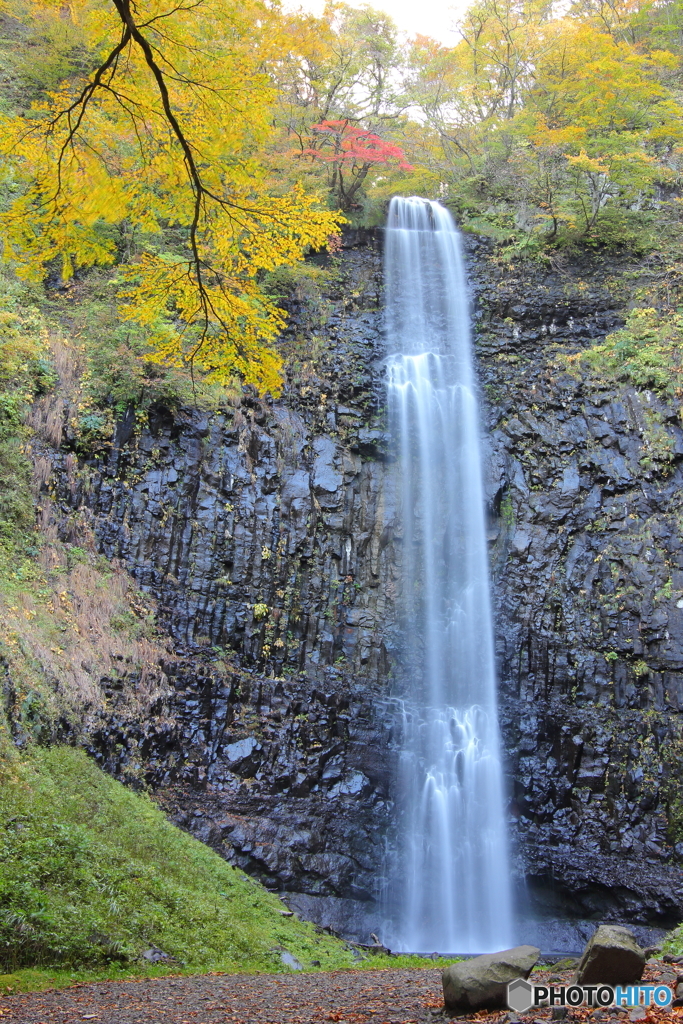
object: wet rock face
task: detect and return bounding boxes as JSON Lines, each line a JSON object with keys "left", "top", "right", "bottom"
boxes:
{"left": 470, "top": 242, "right": 683, "bottom": 927}
{"left": 50, "top": 234, "right": 683, "bottom": 937}
{"left": 89, "top": 658, "right": 395, "bottom": 904}
{"left": 91, "top": 399, "right": 397, "bottom": 679}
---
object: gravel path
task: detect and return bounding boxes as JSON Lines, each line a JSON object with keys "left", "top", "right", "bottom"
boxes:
{"left": 0, "top": 968, "right": 447, "bottom": 1024}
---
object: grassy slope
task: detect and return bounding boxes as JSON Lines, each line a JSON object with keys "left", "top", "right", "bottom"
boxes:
{"left": 0, "top": 746, "right": 360, "bottom": 986}
{"left": 0, "top": 747, "right": 461, "bottom": 994}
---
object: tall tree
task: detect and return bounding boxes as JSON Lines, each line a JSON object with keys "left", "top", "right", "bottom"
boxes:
{"left": 0, "top": 0, "right": 341, "bottom": 393}
{"left": 303, "top": 119, "right": 412, "bottom": 211}
{"left": 274, "top": 3, "right": 412, "bottom": 212}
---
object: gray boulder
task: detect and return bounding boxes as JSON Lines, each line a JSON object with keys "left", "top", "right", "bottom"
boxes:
{"left": 574, "top": 925, "right": 645, "bottom": 985}
{"left": 442, "top": 945, "right": 540, "bottom": 1010}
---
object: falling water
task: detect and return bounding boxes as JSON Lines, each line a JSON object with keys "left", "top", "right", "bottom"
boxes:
{"left": 383, "top": 196, "right": 513, "bottom": 953}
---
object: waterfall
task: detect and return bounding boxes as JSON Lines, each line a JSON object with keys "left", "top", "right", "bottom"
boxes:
{"left": 383, "top": 196, "right": 513, "bottom": 953}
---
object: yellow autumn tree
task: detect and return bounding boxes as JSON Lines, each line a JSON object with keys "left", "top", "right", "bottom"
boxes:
{"left": 0, "top": 0, "right": 342, "bottom": 394}
{"left": 406, "top": 0, "right": 683, "bottom": 242}
{"left": 522, "top": 19, "right": 683, "bottom": 235}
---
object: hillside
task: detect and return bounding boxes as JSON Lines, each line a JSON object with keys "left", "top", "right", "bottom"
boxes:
{"left": 0, "top": 746, "right": 358, "bottom": 988}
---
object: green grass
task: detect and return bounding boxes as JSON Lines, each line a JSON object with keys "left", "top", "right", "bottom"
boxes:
{"left": 663, "top": 926, "right": 683, "bottom": 957}
{"left": 0, "top": 955, "right": 460, "bottom": 996}
{"left": 0, "top": 746, "right": 360, "bottom": 980}
{"left": 0, "top": 746, "right": 461, "bottom": 994}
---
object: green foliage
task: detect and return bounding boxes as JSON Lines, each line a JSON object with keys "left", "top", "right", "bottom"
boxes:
{"left": 0, "top": 746, "right": 355, "bottom": 975}
{"left": 570, "top": 307, "right": 683, "bottom": 394}
{"left": 51, "top": 272, "right": 241, "bottom": 421}
{"left": 262, "top": 261, "right": 332, "bottom": 306}
{"left": 568, "top": 207, "right": 659, "bottom": 254}
{"left": 0, "top": 273, "right": 53, "bottom": 546}
{"left": 640, "top": 410, "right": 676, "bottom": 473}
{"left": 664, "top": 925, "right": 683, "bottom": 955}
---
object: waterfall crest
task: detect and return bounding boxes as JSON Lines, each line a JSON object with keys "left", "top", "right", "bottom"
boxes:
{"left": 383, "top": 196, "right": 513, "bottom": 953}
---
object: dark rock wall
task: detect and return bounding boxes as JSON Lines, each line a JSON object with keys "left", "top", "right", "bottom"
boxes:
{"left": 472, "top": 248, "right": 683, "bottom": 927}
{"left": 45, "top": 235, "right": 683, "bottom": 940}
{"left": 49, "top": 243, "right": 400, "bottom": 929}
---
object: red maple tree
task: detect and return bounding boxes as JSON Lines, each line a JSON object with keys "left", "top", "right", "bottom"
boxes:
{"left": 303, "top": 119, "right": 412, "bottom": 211}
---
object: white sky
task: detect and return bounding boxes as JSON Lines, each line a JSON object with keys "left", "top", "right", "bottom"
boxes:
{"left": 284, "top": 0, "right": 470, "bottom": 46}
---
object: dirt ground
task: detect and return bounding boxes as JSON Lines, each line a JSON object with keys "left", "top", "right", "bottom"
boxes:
{"left": 1, "top": 958, "right": 681, "bottom": 1024}
{"left": 0, "top": 967, "right": 444, "bottom": 1024}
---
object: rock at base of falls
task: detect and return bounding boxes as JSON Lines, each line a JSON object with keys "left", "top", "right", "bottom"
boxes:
{"left": 279, "top": 950, "right": 304, "bottom": 970}
{"left": 573, "top": 925, "right": 645, "bottom": 985}
{"left": 442, "top": 945, "right": 540, "bottom": 1010}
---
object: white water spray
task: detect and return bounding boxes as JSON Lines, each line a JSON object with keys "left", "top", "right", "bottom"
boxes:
{"left": 383, "top": 196, "right": 513, "bottom": 953}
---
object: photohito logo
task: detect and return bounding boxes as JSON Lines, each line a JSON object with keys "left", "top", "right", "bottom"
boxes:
{"left": 507, "top": 979, "right": 673, "bottom": 1013}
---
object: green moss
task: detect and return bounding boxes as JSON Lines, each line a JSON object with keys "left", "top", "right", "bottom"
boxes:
{"left": 654, "top": 578, "right": 673, "bottom": 603}
{"left": 660, "top": 731, "right": 683, "bottom": 850}
{"left": 500, "top": 492, "right": 515, "bottom": 529}
{"left": 261, "top": 262, "right": 331, "bottom": 304}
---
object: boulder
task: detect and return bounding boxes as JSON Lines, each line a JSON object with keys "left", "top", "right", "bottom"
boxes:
{"left": 442, "top": 945, "right": 540, "bottom": 1010}
{"left": 574, "top": 925, "right": 645, "bottom": 985}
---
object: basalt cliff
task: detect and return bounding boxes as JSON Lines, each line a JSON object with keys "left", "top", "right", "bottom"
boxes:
{"left": 16, "top": 233, "right": 683, "bottom": 950}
